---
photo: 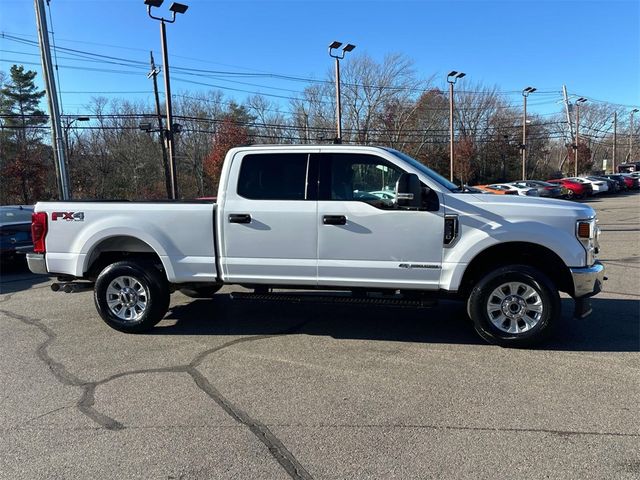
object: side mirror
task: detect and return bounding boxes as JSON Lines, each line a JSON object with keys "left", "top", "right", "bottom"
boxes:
{"left": 395, "top": 173, "right": 422, "bottom": 209}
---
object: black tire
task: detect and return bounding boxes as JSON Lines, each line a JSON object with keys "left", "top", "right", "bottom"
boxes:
{"left": 94, "top": 260, "right": 170, "bottom": 333}
{"left": 179, "top": 285, "right": 222, "bottom": 298}
{"left": 467, "top": 265, "right": 560, "bottom": 347}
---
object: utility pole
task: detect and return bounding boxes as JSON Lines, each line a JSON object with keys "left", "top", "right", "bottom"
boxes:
{"left": 612, "top": 111, "right": 617, "bottom": 173}
{"left": 562, "top": 85, "right": 574, "bottom": 139}
{"left": 148, "top": 51, "right": 171, "bottom": 198}
{"left": 34, "top": 0, "right": 70, "bottom": 200}
{"left": 561, "top": 85, "right": 574, "bottom": 173}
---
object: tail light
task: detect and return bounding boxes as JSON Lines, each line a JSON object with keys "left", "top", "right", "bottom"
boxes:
{"left": 31, "top": 212, "right": 47, "bottom": 253}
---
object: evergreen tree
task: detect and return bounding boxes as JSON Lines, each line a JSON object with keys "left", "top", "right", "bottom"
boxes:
{"left": 0, "top": 65, "right": 49, "bottom": 204}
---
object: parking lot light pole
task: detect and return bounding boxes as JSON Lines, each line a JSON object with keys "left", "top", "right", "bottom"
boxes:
{"left": 612, "top": 111, "right": 617, "bottom": 174}
{"left": 329, "top": 41, "right": 356, "bottom": 144}
{"left": 574, "top": 97, "right": 587, "bottom": 176}
{"left": 63, "top": 116, "right": 90, "bottom": 157}
{"left": 144, "top": 0, "right": 189, "bottom": 200}
{"left": 521, "top": 87, "right": 536, "bottom": 180}
{"left": 630, "top": 108, "right": 639, "bottom": 162}
{"left": 447, "top": 71, "right": 466, "bottom": 182}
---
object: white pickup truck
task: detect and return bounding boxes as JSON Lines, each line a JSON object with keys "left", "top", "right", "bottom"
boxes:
{"left": 27, "top": 145, "right": 605, "bottom": 346}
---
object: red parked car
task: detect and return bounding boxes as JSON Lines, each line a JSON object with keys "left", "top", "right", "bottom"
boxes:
{"left": 619, "top": 174, "right": 640, "bottom": 190}
{"left": 547, "top": 178, "right": 593, "bottom": 199}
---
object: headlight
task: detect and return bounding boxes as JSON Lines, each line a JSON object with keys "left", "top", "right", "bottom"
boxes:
{"left": 576, "top": 218, "right": 598, "bottom": 265}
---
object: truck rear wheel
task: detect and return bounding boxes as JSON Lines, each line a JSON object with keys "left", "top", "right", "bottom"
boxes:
{"left": 467, "top": 265, "right": 559, "bottom": 347}
{"left": 94, "top": 260, "right": 170, "bottom": 333}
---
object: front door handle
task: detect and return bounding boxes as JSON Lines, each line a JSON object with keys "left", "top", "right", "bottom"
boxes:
{"left": 229, "top": 214, "right": 252, "bottom": 224}
{"left": 323, "top": 215, "right": 347, "bottom": 225}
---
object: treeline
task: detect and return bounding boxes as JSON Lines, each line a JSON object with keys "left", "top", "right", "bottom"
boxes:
{"left": 0, "top": 56, "right": 635, "bottom": 204}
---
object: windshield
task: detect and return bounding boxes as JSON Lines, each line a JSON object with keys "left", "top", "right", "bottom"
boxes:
{"left": 383, "top": 148, "right": 459, "bottom": 191}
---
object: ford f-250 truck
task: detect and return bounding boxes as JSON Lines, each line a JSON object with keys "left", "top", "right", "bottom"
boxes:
{"left": 27, "top": 145, "right": 605, "bottom": 346}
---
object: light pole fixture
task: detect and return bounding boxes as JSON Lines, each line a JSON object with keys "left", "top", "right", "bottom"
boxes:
{"left": 63, "top": 116, "right": 90, "bottom": 159}
{"left": 574, "top": 97, "right": 587, "bottom": 176}
{"left": 521, "top": 86, "right": 536, "bottom": 180}
{"left": 629, "top": 108, "right": 639, "bottom": 162}
{"left": 144, "top": 0, "right": 189, "bottom": 200}
{"left": 447, "top": 71, "right": 466, "bottom": 182}
{"left": 329, "top": 40, "right": 356, "bottom": 143}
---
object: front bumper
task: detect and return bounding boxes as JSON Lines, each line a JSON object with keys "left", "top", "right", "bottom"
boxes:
{"left": 26, "top": 253, "right": 48, "bottom": 275}
{"left": 570, "top": 261, "right": 605, "bottom": 298}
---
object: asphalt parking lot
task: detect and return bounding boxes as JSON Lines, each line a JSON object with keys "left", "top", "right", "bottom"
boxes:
{"left": 1, "top": 193, "right": 638, "bottom": 480}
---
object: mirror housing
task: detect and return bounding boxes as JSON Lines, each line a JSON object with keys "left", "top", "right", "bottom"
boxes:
{"left": 395, "top": 173, "right": 422, "bottom": 209}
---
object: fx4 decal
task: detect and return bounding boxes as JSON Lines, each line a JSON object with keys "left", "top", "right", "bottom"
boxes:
{"left": 52, "top": 211, "right": 85, "bottom": 222}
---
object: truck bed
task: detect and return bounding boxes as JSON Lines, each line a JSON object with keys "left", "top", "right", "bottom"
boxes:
{"left": 35, "top": 201, "right": 218, "bottom": 283}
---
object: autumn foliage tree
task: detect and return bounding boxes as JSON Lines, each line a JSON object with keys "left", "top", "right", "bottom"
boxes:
{"left": 203, "top": 116, "right": 250, "bottom": 192}
{"left": 565, "top": 141, "right": 593, "bottom": 175}
{"left": 454, "top": 136, "right": 478, "bottom": 185}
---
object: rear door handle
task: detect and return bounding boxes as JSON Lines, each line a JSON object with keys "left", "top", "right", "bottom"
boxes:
{"left": 229, "top": 214, "right": 251, "bottom": 224}
{"left": 323, "top": 215, "right": 347, "bottom": 225}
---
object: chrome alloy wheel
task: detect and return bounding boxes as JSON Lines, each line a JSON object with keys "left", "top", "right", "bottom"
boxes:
{"left": 486, "top": 282, "right": 544, "bottom": 334}
{"left": 106, "top": 276, "right": 149, "bottom": 322}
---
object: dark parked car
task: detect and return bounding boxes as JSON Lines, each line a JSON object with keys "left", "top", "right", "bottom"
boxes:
{"left": 0, "top": 205, "right": 34, "bottom": 264}
{"left": 547, "top": 178, "right": 592, "bottom": 199}
{"left": 601, "top": 174, "right": 628, "bottom": 191}
{"left": 510, "top": 180, "right": 564, "bottom": 198}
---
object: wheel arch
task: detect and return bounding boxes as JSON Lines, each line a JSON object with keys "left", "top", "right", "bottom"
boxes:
{"left": 83, "top": 235, "right": 170, "bottom": 281}
{"left": 459, "top": 241, "right": 574, "bottom": 297}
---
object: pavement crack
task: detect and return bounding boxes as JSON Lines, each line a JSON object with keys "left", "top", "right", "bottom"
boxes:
{"left": 0, "top": 309, "right": 85, "bottom": 386}
{"left": 266, "top": 423, "right": 640, "bottom": 438}
{"left": 188, "top": 367, "right": 313, "bottom": 480}
{"left": 0, "top": 308, "right": 123, "bottom": 431}
{"left": 183, "top": 321, "right": 314, "bottom": 480}
{"left": 20, "top": 405, "right": 73, "bottom": 426}
{"left": 78, "top": 382, "right": 125, "bottom": 430}
{"left": 2, "top": 306, "right": 314, "bottom": 479}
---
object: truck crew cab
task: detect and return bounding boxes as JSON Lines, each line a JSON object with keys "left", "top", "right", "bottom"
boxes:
{"left": 28, "top": 145, "right": 605, "bottom": 347}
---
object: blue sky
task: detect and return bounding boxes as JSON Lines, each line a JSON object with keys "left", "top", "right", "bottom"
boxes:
{"left": 1, "top": 0, "right": 638, "bottom": 116}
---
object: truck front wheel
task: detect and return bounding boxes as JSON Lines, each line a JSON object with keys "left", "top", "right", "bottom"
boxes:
{"left": 94, "top": 260, "right": 170, "bottom": 333}
{"left": 467, "top": 265, "right": 560, "bottom": 347}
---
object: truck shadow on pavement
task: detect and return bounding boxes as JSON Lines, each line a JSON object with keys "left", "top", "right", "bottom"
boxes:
{"left": 158, "top": 295, "right": 639, "bottom": 353}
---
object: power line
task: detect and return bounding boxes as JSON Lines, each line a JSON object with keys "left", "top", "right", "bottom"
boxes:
{"left": 0, "top": 32, "right": 571, "bottom": 99}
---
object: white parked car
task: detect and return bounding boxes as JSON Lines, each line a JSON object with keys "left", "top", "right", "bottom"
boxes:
{"left": 568, "top": 177, "right": 608, "bottom": 194}
{"left": 493, "top": 183, "right": 539, "bottom": 196}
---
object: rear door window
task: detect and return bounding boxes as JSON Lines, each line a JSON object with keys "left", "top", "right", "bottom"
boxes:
{"left": 237, "top": 153, "right": 309, "bottom": 200}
